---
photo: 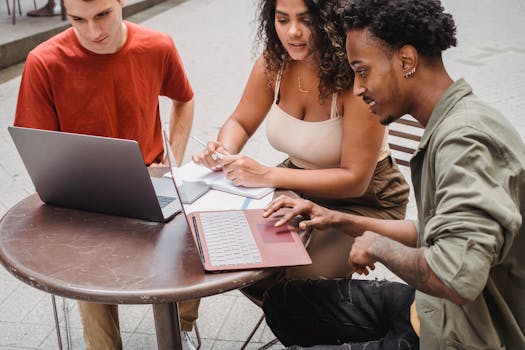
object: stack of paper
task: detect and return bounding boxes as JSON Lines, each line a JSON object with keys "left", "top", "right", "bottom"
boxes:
{"left": 168, "top": 161, "right": 274, "bottom": 199}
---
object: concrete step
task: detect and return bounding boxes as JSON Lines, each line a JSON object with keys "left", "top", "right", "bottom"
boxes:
{"left": 0, "top": 0, "right": 176, "bottom": 69}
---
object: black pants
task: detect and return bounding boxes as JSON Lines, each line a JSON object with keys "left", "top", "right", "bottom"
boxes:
{"left": 262, "top": 279, "right": 419, "bottom": 350}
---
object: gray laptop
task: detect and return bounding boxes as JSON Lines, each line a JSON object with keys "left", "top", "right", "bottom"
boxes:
{"left": 8, "top": 126, "right": 182, "bottom": 222}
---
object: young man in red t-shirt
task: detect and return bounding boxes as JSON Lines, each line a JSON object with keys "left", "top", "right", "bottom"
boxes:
{"left": 14, "top": 0, "right": 198, "bottom": 348}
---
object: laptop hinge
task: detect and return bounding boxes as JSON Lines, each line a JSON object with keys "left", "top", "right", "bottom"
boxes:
{"left": 191, "top": 216, "right": 206, "bottom": 264}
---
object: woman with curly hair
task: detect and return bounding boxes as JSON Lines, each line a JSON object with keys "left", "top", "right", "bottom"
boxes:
{"left": 193, "top": 0, "right": 409, "bottom": 281}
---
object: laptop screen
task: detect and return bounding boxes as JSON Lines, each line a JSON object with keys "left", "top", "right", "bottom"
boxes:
{"left": 162, "top": 131, "right": 207, "bottom": 263}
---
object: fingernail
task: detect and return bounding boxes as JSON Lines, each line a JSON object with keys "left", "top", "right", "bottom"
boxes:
{"left": 211, "top": 154, "right": 217, "bottom": 161}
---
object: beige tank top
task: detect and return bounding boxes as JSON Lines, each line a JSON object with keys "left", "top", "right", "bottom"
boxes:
{"left": 266, "top": 66, "right": 389, "bottom": 170}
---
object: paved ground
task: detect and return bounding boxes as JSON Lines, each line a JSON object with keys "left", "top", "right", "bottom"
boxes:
{"left": 0, "top": 0, "right": 175, "bottom": 69}
{"left": 1, "top": 0, "right": 524, "bottom": 348}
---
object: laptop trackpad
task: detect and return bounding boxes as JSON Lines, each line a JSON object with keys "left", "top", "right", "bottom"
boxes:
{"left": 151, "top": 177, "right": 209, "bottom": 205}
{"left": 179, "top": 180, "right": 210, "bottom": 204}
{"left": 257, "top": 223, "right": 295, "bottom": 243}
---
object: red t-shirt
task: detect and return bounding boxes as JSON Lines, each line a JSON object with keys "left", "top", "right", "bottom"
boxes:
{"left": 14, "top": 21, "right": 193, "bottom": 164}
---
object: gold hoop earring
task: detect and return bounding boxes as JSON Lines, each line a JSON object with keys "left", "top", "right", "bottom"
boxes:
{"left": 403, "top": 67, "right": 416, "bottom": 79}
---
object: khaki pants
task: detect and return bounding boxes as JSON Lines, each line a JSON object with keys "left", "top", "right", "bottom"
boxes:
{"left": 78, "top": 299, "right": 200, "bottom": 350}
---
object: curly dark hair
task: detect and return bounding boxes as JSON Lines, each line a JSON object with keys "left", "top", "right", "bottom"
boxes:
{"left": 256, "top": 0, "right": 353, "bottom": 101}
{"left": 343, "top": 0, "right": 457, "bottom": 57}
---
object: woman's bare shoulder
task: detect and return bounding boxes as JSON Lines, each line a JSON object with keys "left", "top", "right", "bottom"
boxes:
{"left": 251, "top": 55, "right": 279, "bottom": 90}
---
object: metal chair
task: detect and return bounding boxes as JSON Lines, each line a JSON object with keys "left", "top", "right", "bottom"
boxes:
{"left": 387, "top": 115, "right": 424, "bottom": 167}
{"left": 59, "top": 0, "right": 65, "bottom": 20}
{"left": 6, "top": 0, "right": 23, "bottom": 24}
{"left": 7, "top": 0, "right": 65, "bottom": 24}
{"left": 240, "top": 314, "right": 278, "bottom": 350}
{"left": 51, "top": 295, "right": 72, "bottom": 350}
{"left": 4, "top": 0, "right": 14, "bottom": 16}
{"left": 193, "top": 322, "right": 202, "bottom": 349}
{"left": 239, "top": 291, "right": 279, "bottom": 350}
{"left": 7, "top": 0, "right": 37, "bottom": 24}
{"left": 386, "top": 115, "right": 423, "bottom": 223}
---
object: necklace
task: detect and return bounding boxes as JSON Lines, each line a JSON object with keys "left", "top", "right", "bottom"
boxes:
{"left": 297, "top": 72, "right": 313, "bottom": 93}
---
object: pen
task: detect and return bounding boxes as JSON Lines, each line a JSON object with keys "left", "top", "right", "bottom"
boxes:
{"left": 191, "top": 136, "right": 224, "bottom": 160}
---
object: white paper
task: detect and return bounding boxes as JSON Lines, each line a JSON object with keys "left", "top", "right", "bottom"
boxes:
{"left": 166, "top": 161, "right": 274, "bottom": 199}
{"left": 184, "top": 188, "right": 274, "bottom": 214}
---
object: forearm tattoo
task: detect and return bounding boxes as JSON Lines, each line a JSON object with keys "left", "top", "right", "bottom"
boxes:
{"left": 373, "top": 237, "right": 455, "bottom": 300}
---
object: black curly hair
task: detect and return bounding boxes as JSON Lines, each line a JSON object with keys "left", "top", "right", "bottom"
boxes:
{"left": 256, "top": 0, "right": 353, "bottom": 101}
{"left": 343, "top": 0, "right": 457, "bottom": 57}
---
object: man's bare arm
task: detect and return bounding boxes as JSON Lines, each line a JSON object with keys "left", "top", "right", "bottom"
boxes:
{"left": 364, "top": 233, "right": 467, "bottom": 305}
{"left": 265, "top": 195, "right": 418, "bottom": 246}
{"left": 337, "top": 212, "right": 418, "bottom": 247}
{"left": 169, "top": 97, "right": 194, "bottom": 166}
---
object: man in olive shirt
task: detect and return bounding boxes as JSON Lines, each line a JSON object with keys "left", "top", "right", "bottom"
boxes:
{"left": 260, "top": 0, "right": 525, "bottom": 349}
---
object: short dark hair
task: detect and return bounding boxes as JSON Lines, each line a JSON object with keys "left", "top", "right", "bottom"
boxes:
{"left": 343, "top": 0, "right": 457, "bottom": 57}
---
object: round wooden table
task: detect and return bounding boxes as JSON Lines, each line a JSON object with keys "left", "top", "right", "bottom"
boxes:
{"left": 0, "top": 194, "right": 279, "bottom": 349}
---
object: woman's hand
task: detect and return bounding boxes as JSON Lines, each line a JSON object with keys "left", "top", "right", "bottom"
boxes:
{"left": 221, "top": 154, "right": 272, "bottom": 187}
{"left": 192, "top": 141, "right": 230, "bottom": 171}
{"left": 263, "top": 195, "right": 336, "bottom": 230}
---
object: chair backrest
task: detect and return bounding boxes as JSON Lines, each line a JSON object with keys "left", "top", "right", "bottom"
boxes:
{"left": 388, "top": 116, "right": 424, "bottom": 167}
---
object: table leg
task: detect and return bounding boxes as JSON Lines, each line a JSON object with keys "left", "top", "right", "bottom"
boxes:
{"left": 153, "top": 303, "right": 182, "bottom": 350}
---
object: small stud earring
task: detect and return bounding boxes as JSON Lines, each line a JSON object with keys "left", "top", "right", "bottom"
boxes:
{"left": 403, "top": 67, "right": 416, "bottom": 79}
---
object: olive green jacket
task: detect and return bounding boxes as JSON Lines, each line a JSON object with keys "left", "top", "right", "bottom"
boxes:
{"left": 412, "top": 79, "right": 525, "bottom": 349}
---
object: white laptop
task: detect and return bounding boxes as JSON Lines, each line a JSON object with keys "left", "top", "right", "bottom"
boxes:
{"left": 8, "top": 126, "right": 182, "bottom": 222}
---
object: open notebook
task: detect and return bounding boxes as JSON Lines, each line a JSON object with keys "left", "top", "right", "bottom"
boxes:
{"left": 164, "top": 133, "right": 311, "bottom": 271}
{"left": 168, "top": 161, "right": 274, "bottom": 199}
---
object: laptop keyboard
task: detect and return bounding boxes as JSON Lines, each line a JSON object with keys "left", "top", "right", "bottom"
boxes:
{"left": 199, "top": 211, "right": 262, "bottom": 266}
{"left": 157, "top": 195, "right": 176, "bottom": 208}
